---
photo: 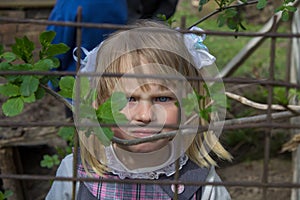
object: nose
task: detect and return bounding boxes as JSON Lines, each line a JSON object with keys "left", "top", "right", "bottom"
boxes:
{"left": 132, "top": 101, "right": 153, "bottom": 123}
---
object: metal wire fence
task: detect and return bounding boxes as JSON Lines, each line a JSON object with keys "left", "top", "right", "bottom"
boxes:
{"left": 0, "top": 5, "right": 300, "bottom": 200}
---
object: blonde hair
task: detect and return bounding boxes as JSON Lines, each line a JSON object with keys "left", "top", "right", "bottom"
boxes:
{"left": 80, "top": 20, "right": 232, "bottom": 176}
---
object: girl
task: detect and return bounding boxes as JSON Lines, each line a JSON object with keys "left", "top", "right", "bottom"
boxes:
{"left": 46, "top": 21, "right": 232, "bottom": 200}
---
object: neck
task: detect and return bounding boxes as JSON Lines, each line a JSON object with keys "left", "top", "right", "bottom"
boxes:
{"left": 112, "top": 143, "right": 172, "bottom": 171}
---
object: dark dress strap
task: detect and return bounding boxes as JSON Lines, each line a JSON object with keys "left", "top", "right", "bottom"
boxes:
{"left": 159, "top": 159, "right": 209, "bottom": 200}
{"left": 77, "top": 182, "right": 97, "bottom": 200}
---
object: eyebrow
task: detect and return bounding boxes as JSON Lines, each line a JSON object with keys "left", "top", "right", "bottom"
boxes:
{"left": 126, "top": 89, "right": 177, "bottom": 99}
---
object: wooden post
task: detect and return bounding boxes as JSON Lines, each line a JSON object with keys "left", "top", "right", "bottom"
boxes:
{"left": 0, "top": 148, "right": 24, "bottom": 200}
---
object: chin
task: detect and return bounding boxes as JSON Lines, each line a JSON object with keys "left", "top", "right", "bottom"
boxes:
{"left": 126, "top": 141, "right": 168, "bottom": 153}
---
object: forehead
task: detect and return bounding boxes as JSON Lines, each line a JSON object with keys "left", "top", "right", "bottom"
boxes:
{"left": 117, "top": 77, "right": 175, "bottom": 93}
{"left": 117, "top": 62, "right": 181, "bottom": 92}
{"left": 116, "top": 49, "right": 185, "bottom": 74}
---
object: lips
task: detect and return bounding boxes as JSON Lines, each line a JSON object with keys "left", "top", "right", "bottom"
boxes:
{"left": 127, "top": 129, "right": 160, "bottom": 138}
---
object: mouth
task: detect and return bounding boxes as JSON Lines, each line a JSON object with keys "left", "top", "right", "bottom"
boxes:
{"left": 127, "top": 129, "right": 160, "bottom": 138}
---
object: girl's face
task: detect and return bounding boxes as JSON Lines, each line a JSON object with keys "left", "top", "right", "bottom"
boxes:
{"left": 112, "top": 77, "right": 179, "bottom": 153}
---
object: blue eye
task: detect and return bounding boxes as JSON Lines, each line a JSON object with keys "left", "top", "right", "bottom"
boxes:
{"left": 127, "top": 97, "right": 136, "bottom": 102}
{"left": 155, "top": 96, "right": 171, "bottom": 102}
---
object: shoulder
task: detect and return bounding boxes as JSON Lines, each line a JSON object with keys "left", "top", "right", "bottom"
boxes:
{"left": 202, "top": 166, "right": 231, "bottom": 200}
{"left": 60, "top": 154, "right": 73, "bottom": 167}
{"left": 46, "top": 154, "right": 77, "bottom": 200}
{"left": 56, "top": 154, "right": 74, "bottom": 177}
{"left": 62, "top": 154, "right": 74, "bottom": 163}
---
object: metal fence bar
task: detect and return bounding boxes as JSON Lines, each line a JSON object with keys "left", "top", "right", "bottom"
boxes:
{"left": 1, "top": 8, "right": 300, "bottom": 200}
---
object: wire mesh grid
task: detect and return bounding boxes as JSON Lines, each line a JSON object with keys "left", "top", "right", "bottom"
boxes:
{"left": 0, "top": 6, "right": 300, "bottom": 200}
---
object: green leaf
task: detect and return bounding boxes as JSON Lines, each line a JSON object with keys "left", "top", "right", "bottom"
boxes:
{"left": 4, "top": 190, "right": 13, "bottom": 199}
{"left": 58, "top": 76, "right": 75, "bottom": 98}
{"left": 0, "top": 83, "right": 20, "bottom": 97}
{"left": 111, "top": 92, "right": 128, "bottom": 111}
{"left": 212, "top": 93, "right": 228, "bottom": 108}
{"left": 286, "top": 5, "right": 297, "bottom": 12}
{"left": 5, "top": 75, "right": 22, "bottom": 83}
{"left": 256, "top": 0, "right": 267, "bottom": 9}
{"left": 182, "top": 98, "right": 195, "bottom": 116}
{"left": 79, "top": 104, "right": 97, "bottom": 119}
{"left": 64, "top": 146, "right": 73, "bottom": 155}
{"left": 40, "top": 154, "right": 60, "bottom": 168}
{"left": 46, "top": 43, "right": 70, "bottom": 57}
{"left": 96, "top": 92, "right": 128, "bottom": 124}
{"left": 227, "top": 18, "right": 238, "bottom": 30}
{"left": 35, "top": 86, "right": 45, "bottom": 100}
{"left": 58, "top": 127, "right": 75, "bottom": 142}
{"left": 199, "top": 108, "right": 210, "bottom": 121}
{"left": 275, "top": 5, "right": 284, "bottom": 13}
{"left": 20, "top": 76, "right": 39, "bottom": 96}
{"left": 51, "top": 57, "right": 60, "bottom": 68}
{"left": 182, "top": 93, "right": 202, "bottom": 116}
{"left": 156, "top": 14, "right": 167, "bottom": 21}
{"left": 224, "top": 8, "right": 237, "bottom": 18}
{"left": 93, "top": 127, "right": 113, "bottom": 146}
{"left": 0, "top": 61, "right": 11, "bottom": 71}
{"left": 93, "top": 92, "right": 128, "bottom": 146}
{"left": 78, "top": 77, "right": 91, "bottom": 99}
{"left": 274, "top": 87, "right": 289, "bottom": 105}
{"left": 1, "top": 52, "right": 17, "bottom": 62}
{"left": 281, "top": 10, "right": 290, "bottom": 21}
{"left": 97, "top": 103, "right": 116, "bottom": 123}
{"left": 0, "top": 190, "right": 13, "bottom": 199}
{"left": 33, "top": 59, "right": 55, "bottom": 71}
{"left": 22, "top": 93, "right": 36, "bottom": 103}
{"left": 39, "top": 31, "right": 56, "bottom": 47}
{"left": 12, "top": 36, "right": 35, "bottom": 63}
{"left": 217, "top": 16, "right": 226, "bottom": 27}
{"left": 2, "top": 97, "right": 24, "bottom": 116}
{"left": 13, "top": 63, "right": 33, "bottom": 71}
{"left": 289, "top": 88, "right": 300, "bottom": 99}
{"left": 102, "top": 127, "right": 114, "bottom": 140}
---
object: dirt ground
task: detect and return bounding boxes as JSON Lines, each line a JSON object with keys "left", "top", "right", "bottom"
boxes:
{"left": 217, "top": 158, "right": 292, "bottom": 200}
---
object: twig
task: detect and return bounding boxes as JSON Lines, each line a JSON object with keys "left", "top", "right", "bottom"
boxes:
{"left": 225, "top": 91, "right": 300, "bottom": 111}
{"left": 188, "top": 0, "right": 258, "bottom": 29}
{"left": 40, "top": 84, "right": 73, "bottom": 111}
{"left": 112, "top": 109, "right": 300, "bottom": 145}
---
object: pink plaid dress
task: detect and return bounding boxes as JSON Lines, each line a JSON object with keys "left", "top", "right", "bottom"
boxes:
{"left": 77, "top": 157, "right": 209, "bottom": 200}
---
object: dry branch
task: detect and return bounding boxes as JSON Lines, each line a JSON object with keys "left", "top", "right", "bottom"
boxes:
{"left": 225, "top": 91, "right": 300, "bottom": 111}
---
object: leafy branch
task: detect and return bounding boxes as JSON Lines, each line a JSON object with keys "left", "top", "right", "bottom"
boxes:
{"left": 0, "top": 31, "right": 69, "bottom": 117}
{"left": 192, "top": 0, "right": 298, "bottom": 31}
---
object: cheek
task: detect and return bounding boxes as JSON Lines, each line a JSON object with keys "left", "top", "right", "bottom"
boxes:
{"left": 120, "top": 105, "right": 131, "bottom": 119}
{"left": 112, "top": 127, "right": 126, "bottom": 139}
{"left": 161, "top": 105, "right": 179, "bottom": 124}
{"left": 167, "top": 112, "right": 178, "bottom": 124}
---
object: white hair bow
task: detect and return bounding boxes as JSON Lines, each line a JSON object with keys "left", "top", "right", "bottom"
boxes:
{"left": 183, "top": 26, "right": 216, "bottom": 69}
{"left": 73, "top": 42, "right": 103, "bottom": 74}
